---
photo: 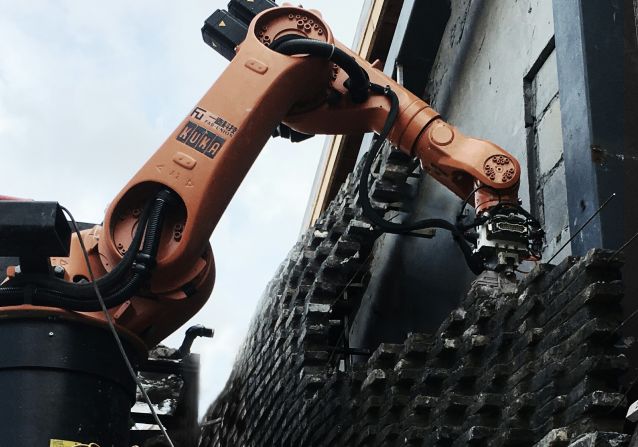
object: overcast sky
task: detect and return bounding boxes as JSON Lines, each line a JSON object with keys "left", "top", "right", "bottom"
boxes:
{"left": 0, "top": 1, "right": 366, "bottom": 415}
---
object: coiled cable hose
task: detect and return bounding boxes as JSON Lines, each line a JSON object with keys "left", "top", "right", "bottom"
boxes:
{"left": 0, "top": 189, "right": 174, "bottom": 310}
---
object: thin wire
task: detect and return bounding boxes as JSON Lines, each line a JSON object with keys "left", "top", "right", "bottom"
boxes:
{"left": 609, "top": 230, "right": 638, "bottom": 334}
{"left": 546, "top": 193, "right": 616, "bottom": 265}
{"left": 60, "top": 206, "right": 175, "bottom": 447}
{"left": 617, "top": 308, "right": 638, "bottom": 333}
{"left": 609, "top": 230, "right": 638, "bottom": 262}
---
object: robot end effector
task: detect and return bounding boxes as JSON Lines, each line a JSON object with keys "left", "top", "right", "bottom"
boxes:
{"left": 386, "top": 117, "right": 544, "bottom": 274}
{"left": 408, "top": 121, "right": 545, "bottom": 274}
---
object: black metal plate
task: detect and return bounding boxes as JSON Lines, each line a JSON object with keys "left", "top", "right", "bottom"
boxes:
{"left": 0, "top": 201, "right": 71, "bottom": 257}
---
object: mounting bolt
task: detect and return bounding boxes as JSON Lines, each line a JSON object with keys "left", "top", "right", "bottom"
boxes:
{"left": 430, "top": 124, "right": 454, "bottom": 146}
{"left": 48, "top": 332, "right": 54, "bottom": 337}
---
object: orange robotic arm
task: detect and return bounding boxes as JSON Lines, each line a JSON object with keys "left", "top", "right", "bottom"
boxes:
{"left": 42, "top": 5, "right": 538, "bottom": 346}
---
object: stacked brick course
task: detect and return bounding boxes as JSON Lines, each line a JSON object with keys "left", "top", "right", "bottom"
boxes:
{"left": 199, "top": 149, "right": 632, "bottom": 446}
{"left": 309, "top": 249, "right": 629, "bottom": 446}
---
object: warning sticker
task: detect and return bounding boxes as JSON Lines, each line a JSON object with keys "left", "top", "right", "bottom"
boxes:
{"left": 50, "top": 440, "right": 100, "bottom": 447}
{"left": 50, "top": 440, "right": 78, "bottom": 447}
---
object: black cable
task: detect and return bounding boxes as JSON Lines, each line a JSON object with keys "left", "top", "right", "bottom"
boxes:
{"left": 270, "top": 37, "right": 485, "bottom": 273}
{"left": 457, "top": 184, "right": 490, "bottom": 222}
{"left": 6, "top": 200, "right": 152, "bottom": 297}
{"left": 357, "top": 84, "right": 485, "bottom": 274}
{"left": 270, "top": 37, "right": 370, "bottom": 103}
{"left": 27, "top": 273, "right": 147, "bottom": 312}
{"left": 358, "top": 85, "right": 455, "bottom": 236}
{"left": 61, "top": 205, "right": 175, "bottom": 447}
{"left": 0, "top": 189, "right": 174, "bottom": 310}
{"left": 141, "top": 189, "right": 173, "bottom": 259}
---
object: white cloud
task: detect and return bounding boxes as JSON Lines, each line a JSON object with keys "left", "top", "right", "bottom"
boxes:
{"left": 0, "top": 0, "right": 365, "bottom": 417}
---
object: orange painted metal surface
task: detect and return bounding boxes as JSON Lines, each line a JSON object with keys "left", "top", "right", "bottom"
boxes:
{"left": 2, "top": 5, "right": 522, "bottom": 347}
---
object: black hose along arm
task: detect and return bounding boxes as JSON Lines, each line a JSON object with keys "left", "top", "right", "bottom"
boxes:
{"left": 0, "top": 36, "right": 487, "bottom": 314}
{"left": 0, "top": 189, "right": 175, "bottom": 311}
{"left": 272, "top": 36, "right": 486, "bottom": 274}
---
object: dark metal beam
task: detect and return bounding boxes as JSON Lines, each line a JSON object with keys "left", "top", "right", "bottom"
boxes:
{"left": 552, "top": 0, "right": 625, "bottom": 254}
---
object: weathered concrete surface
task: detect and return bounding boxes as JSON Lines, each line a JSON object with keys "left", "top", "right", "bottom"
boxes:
{"left": 426, "top": 0, "right": 565, "bottom": 259}
{"left": 351, "top": 0, "right": 570, "bottom": 365}
{"left": 428, "top": 0, "right": 554, "bottom": 190}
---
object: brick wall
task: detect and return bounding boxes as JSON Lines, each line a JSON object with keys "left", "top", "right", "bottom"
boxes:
{"left": 198, "top": 149, "right": 632, "bottom": 446}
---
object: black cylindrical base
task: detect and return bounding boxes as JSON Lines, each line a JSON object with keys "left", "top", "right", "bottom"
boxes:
{"left": 0, "top": 317, "right": 140, "bottom": 447}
